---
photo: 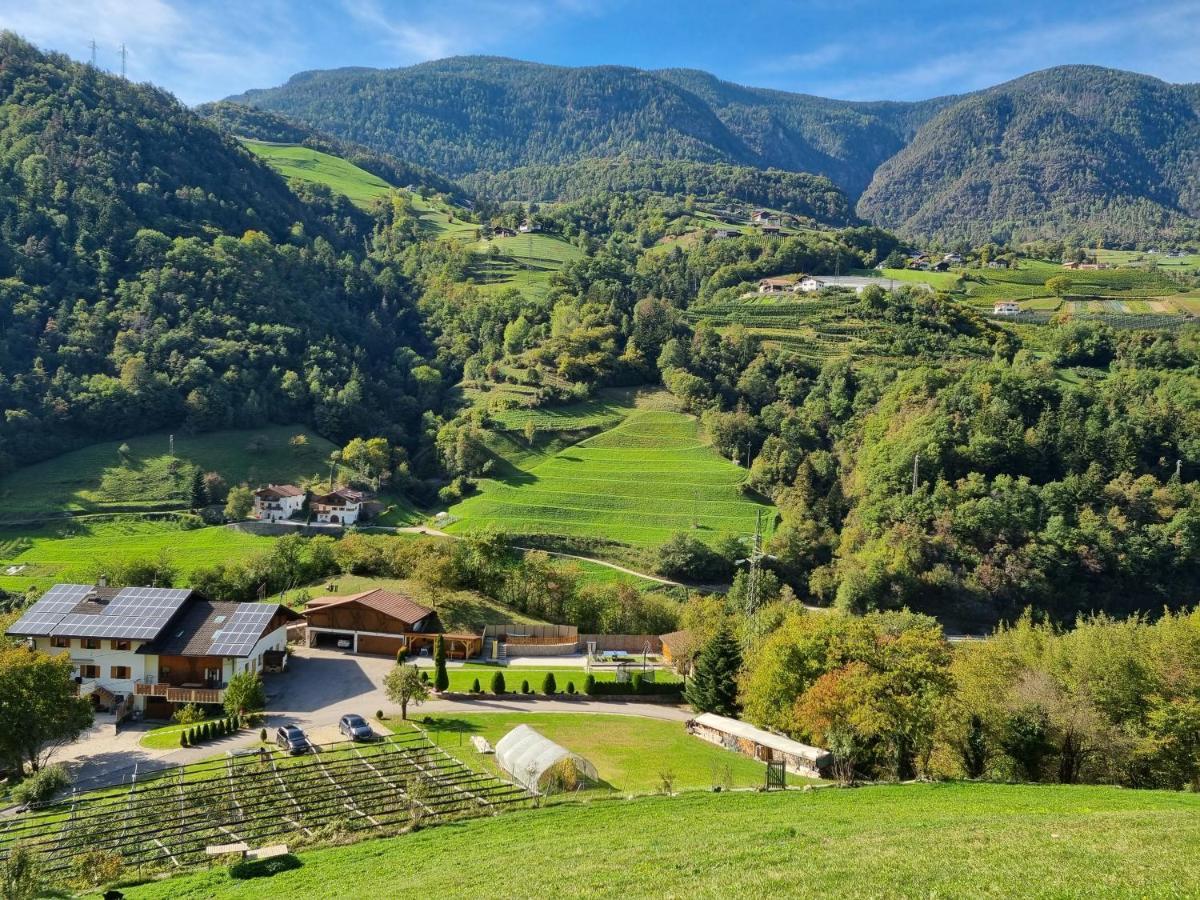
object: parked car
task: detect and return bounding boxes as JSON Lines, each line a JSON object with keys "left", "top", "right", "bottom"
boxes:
{"left": 275, "top": 725, "right": 311, "bottom": 754}
{"left": 339, "top": 714, "right": 375, "bottom": 742}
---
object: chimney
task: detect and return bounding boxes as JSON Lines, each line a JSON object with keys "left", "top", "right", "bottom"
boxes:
{"left": 97, "top": 575, "right": 108, "bottom": 588}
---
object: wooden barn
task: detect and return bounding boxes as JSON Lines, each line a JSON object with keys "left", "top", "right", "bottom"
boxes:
{"left": 302, "top": 589, "right": 481, "bottom": 659}
{"left": 687, "top": 713, "right": 830, "bottom": 778}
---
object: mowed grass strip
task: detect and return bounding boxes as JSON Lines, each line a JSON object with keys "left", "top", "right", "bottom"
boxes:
{"left": 125, "top": 782, "right": 1200, "bottom": 899}
{"left": 448, "top": 411, "right": 774, "bottom": 546}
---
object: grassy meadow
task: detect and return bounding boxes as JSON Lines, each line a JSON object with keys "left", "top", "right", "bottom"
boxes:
{"left": 123, "top": 782, "right": 1200, "bottom": 898}
{"left": 0, "top": 517, "right": 275, "bottom": 593}
{"left": 0, "top": 426, "right": 336, "bottom": 524}
{"left": 447, "top": 409, "right": 775, "bottom": 547}
{"left": 468, "top": 231, "right": 583, "bottom": 302}
{"left": 242, "top": 140, "right": 395, "bottom": 208}
{"left": 391, "top": 712, "right": 784, "bottom": 795}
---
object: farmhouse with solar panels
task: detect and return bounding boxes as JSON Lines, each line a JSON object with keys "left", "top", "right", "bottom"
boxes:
{"left": 6, "top": 581, "right": 300, "bottom": 717}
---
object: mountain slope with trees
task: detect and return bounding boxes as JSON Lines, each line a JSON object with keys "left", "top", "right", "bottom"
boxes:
{"left": 227, "top": 58, "right": 1200, "bottom": 242}
{"left": 0, "top": 34, "right": 441, "bottom": 476}
{"left": 858, "top": 66, "right": 1200, "bottom": 244}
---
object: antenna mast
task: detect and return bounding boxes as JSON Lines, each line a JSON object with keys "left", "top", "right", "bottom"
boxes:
{"left": 89, "top": 39, "right": 97, "bottom": 67}
{"left": 119, "top": 43, "right": 127, "bottom": 79}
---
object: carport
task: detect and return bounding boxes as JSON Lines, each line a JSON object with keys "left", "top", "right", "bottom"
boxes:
{"left": 301, "top": 588, "right": 480, "bottom": 658}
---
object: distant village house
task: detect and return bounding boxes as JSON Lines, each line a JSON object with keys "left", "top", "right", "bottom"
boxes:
{"left": 253, "top": 484, "right": 305, "bottom": 522}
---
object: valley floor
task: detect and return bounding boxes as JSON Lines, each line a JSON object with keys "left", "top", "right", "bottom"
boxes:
{"left": 121, "top": 781, "right": 1200, "bottom": 898}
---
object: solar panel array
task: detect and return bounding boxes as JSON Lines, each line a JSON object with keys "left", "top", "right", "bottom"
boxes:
{"left": 208, "top": 603, "right": 277, "bottom": 656}
{"left": 8, "top": 585, "right": 191, "bottom": 640}
{"left": 8, "top": 584, "right": 94, "bottom": 636}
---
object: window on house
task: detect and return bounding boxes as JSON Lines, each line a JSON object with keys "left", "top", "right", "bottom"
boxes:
{"left": 111, "top": 639, "right": 130, "bottom": 651}
{"left": 81, "top": 638, "right": 101, "bottom": 650}
{"left": 110, "top": 665, "right": 131, "bottom": 679}
{"left": 50, "top": 636, "right": 70, "bottom": 648}
{"left": 79, "top": 664, "right": 100, "bottom": 679}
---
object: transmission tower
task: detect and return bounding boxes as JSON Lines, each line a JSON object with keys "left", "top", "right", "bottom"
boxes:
{"left": 120, "top": 43, "right": 127, "bottom": 79}
{"left": 736, "top": 509, "right": 777, "bottom": 615}
{"left": 89, "top": 39, "right": 97, "bottom": 67}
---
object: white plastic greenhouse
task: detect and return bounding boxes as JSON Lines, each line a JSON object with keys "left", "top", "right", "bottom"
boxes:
{"left": 495, "top": 725, "right": 598, "bottom": 792}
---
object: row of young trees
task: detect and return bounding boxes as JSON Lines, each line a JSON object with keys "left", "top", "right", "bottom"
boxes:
{"left": 685, "top": 601, "right": 1200, "bottom": 790}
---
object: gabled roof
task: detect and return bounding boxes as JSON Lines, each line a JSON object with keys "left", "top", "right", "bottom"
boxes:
{"left": 254, "top": 484, "right": 304, "bottom": 499}
{"left": 692, "top": 713, "right": 829, "bottom": 764}
{"left": 305, "top": 589, "right": 435, "bottom": 627}
{"left": 311, "top": 486, "right": 367, "bottom": 505}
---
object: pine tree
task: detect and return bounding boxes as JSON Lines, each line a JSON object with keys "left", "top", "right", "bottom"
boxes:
{"left": 433, "top": 635, "right": 449, "bottom": 691}
{"left": 685, "top": 630, "right": 742, "bottom": 716}
{"left": 189, "top": 468, "right": 206, "bottom": 508}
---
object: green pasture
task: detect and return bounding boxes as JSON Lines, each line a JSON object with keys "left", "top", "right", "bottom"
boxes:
{"left": 447, "top": 409, "right": 774, "bottom": 548}
{"left": 125, "top": 781, "right": 1200, "bottom": 899}
{"left": 242, "top": 140, "right": 394, "bottom": 208}
{"left": 0, "top": 517, "right": 274, "bottom": 593}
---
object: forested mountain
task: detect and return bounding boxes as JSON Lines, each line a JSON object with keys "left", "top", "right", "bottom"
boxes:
{"left": 459, "top": 157, "right": 857, "bottom": 226}
{"left": 196, "top": 100, "right": 464, "bottom": 200}
{"left": 859, "top": 66, "right": 1200, "bottom": 245}
{"left": 227, "top": 57, "right": 944, "bottom": 198}
{"left": 0, "top": 34, "right": 442, "bottom": 475}
{"left": 228, "top": 58, "right": 1200, "bottom": 243}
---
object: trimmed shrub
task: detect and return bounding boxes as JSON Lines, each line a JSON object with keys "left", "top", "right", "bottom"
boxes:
{"left": 542, "top": 672, "right": 557, "bottom": 695}
{"left": 395, "top": 647, "right": 408, "bottom": 664}
{"left": 521, "top": 680, "right": 531, "bottom": 694}
{"left": 631, "top": 673, "right": 644, "bottom": 693}
{"left": 12, "top": 765, "right": 70, "bottom": 806}
{"left": 259, "top": 727, "right": 267, "bottom": 742}
{"left": 566, "top": 681, "right": 576, "bottom": 695}
{"left": 470, "top": 678, "right": 482, "bottom": 694}
{"left": 180, "top": 732, "right": 189, "bottom": 748}
{"left": 584, "top": 674, "right": 596, "bottom": 695}
{"left": 375, "top": 709, "right": 384, "bottom": 720}
{"left": 420, "top": 670, "right": 430, "bottom": 684}
{"left": 491, "top": 672, "right": 506, "bottom": 694}
{"left": 586, "top": 680, "right": 684, "bottom": 698}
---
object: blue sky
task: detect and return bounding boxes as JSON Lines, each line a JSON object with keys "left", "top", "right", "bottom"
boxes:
{"left": 0, "top": 0, "right": 1196, "bottom": 106}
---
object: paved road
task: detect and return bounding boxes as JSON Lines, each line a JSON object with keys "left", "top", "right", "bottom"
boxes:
{"left": 45, "top": 647, "right": 690, "bottom": 791}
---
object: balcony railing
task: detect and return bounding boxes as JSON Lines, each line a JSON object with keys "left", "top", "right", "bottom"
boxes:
{"left": 134, "top": 681, "right": 225, "bottom": 704}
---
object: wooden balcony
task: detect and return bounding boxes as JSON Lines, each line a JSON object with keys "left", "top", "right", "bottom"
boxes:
{"left": 135, "top": 681, "right": 224, "bottom": 705}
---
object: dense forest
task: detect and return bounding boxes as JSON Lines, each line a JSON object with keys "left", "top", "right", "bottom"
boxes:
{"left": 0, "top": 35, "right": 443, "bottom": 476}
{"left": 459, "top": 157, "right": 856, "bottom": 226}
{"left": 858, "top": 66, "right": 1200, "bottom": 245}
{"left": 228, "top": 57, "right": 1200, "bottom": 243}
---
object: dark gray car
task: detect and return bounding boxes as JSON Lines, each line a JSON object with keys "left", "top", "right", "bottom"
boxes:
{"left": 275, "top": 724, "right": 311, "bottom": 754}
{"left": 338, "top": 714, "right": 374, "bottom": 742}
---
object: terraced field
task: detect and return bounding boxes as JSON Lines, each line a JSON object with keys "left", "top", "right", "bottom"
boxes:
{"left": 447, "top": 410, "right": 773, "bottom": 547}
{"left": 468, "top": 232, "right": 583, "bottom": 302}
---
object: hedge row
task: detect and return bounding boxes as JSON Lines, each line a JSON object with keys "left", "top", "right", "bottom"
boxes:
{"left": 180, "top": 716, "right": 242, "bottom": 748}
{"left": 584, "top": 674, "right": 684, "bottom": 697}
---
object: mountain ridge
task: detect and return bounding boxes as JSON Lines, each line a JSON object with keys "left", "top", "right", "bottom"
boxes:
{"left": 227, "top": 57, "right": 1200, "bottom": 243}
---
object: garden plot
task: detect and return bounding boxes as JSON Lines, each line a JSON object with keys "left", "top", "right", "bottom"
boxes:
{"left": 0, "top": 733, "right": 526, "bottom": 883}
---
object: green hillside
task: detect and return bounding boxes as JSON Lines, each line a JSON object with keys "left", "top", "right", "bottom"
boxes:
{"left": 0, "top": 426, "right": 336, "bottom": 524}
{"left": 124, "top": 783, "right": 1200, "bottom": 898}
{"left": 241, "top": 139, "right": 395, "bottom": 207}
{"left": 447, "top": 409, "right": 774, "bottom": 547}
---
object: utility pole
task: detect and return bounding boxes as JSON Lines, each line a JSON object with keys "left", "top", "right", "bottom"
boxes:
{"left": 1177, "top": 459, "right": 1183, "bottom": 481}
{"left": 169, "top": 434, "right": 174, "bottom": 458}
{"left": 912, "top": 452, "right": 920, "bottom": 495}
{"left": 119, "top": 43, "right": 127, "bottom": 79}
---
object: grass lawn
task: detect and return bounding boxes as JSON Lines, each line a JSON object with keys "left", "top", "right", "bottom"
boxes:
{"left": 241, "top": 140, "right": 394, "bottom": 208}
{"left": 138, "top": 717, "right": 235, "bottom": 750}
{"left": 0, "top": 426, "right": 336, "bottom": 524}
{"left": 391, "top": 712, "right": 775, "bottom": 796}
{"left": 447, "top": 409, "right": 775, "bottom": 548}
{"left": 123, "top": 782, "right": 1200, "bottom": 898}
{"left": 437, "top": 665, "right": 680, "bottom": 693}
{"left": 0, "top": 517, "right": 275, "bottom": 593}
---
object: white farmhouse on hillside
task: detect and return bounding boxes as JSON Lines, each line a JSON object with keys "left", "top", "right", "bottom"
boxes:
{"left": 311, "top": 486, "right": 367, "bottom": 526}
{"left": 797, "top": 275, "right": 883, "bottom": 295}
{"left": 993, "top": 301, "right": 1021, "bottom": 315}
{"left": 253, "top": 484, "right": 305, "bottom": 522}
{"left": 6, "top": 582, "right": 299, "bottom": 717}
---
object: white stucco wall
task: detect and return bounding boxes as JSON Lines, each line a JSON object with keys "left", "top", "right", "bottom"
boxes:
{"left": 34, "top": 636, "right": 151, "bottom": 698}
